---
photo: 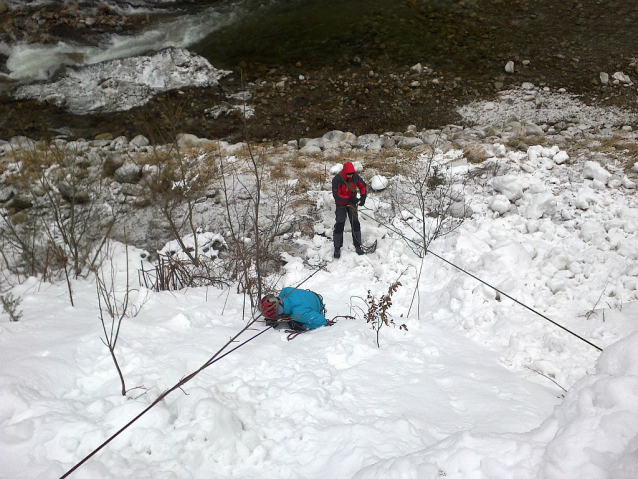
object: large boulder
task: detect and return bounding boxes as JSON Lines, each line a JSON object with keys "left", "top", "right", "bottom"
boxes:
{"left": 58, "top": 181, "right": 91, "bottom": 204}
{"left": 130, "top": 135, "right": 150, "bottom": 149}
{"left": 463, "top": 143, "right": 488, "bottom": 164}
{"left": 115, "top": 162, "right": 142, "bottom": 184}
{"left": 398, "top": 137, "right": 424, "bottom": 150}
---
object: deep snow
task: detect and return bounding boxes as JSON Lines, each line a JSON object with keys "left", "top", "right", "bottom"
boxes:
{"left": 1, "top": 132, "right": 638, "bottom": 479}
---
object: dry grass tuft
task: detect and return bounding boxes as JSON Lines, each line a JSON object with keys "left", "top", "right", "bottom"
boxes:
{"left": 291, "top": 157, "right": 307, "bottom": 169}
{"left": 270, "top": 161, "right": 288, "bottom": 180}
{"left": 591, "top": 136, "right": 638, "bottom": 172}
{"left": 306, "top": 169, "right": 326, "bottom": 184}
{"left": 364, "top": 152, "right": 409, "bottom": 176}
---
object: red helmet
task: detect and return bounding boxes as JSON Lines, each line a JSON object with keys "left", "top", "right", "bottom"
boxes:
{"left": 260, "top": 295, "right": 279, "bottom": 319}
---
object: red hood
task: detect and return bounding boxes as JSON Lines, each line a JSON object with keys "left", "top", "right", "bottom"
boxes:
{"left": 342, "top": 162, "right": 355, "bottom": 175}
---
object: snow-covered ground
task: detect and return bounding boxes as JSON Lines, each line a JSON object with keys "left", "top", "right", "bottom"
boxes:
{"left": 1, "top": 132, "right": 638, "bottom": 479}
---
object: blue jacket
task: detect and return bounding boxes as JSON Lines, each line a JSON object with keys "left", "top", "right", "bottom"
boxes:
{"left": 278, "top": 287, "right": 327, "bottom": 329}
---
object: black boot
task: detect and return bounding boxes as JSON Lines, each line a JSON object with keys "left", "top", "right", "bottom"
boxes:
{"left": 334, "top": 248, "right": 341, "bottom": 259}
{"left": 354, "top": 231, "right": 364, "bottom": 255}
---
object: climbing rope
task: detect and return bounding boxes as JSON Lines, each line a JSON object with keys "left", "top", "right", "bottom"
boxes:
{"left": 355, "top": 207, "right": 603, "bottom": 352}
{"left": 59, "top": 266, "right": 326, "bottom": 478}
{"left": 59, "top": 322, "right": 270, "bottom": 479}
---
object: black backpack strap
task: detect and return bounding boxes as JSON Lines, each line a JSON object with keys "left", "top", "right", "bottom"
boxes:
{"left": 314, "top": 291, "right": 326, "bottom": 317}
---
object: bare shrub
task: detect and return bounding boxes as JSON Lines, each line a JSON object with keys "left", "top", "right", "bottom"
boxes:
{"left": 306, "top": 168, "right": 325, "bottom": 184}
{"left": 217, "top": 143, "right": 295, "bottom": 306}
{"left": 143, "top": 144, "right": 219, "bottom": 266}
{"left": 291, "top": 157, "right": 307, "bottom": 169}
{"left": 94, "top": 242, "right": 141, "bottom": 396}
{"left": 139, "top": 253, "right": 228, "bottom": 292}
{"left": 377, "top": 145, "right": 470, "bottom": 319}
{"left": 388, "top": 154, "right": 468, "bottom": 258}
{"left": 363, "top": 152, "right": 410, "bottom": 177}
{"left": 270, "top": 161, "right": 288, "bottom": 180}
{"left": 0, "top": 141, "right": 120, "bottom": 304}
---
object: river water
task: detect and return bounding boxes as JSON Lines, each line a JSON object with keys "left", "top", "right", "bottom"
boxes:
{"left": 3, "top": 0, "right": 255, "bottom": 81}
{"left": 3, "top": 0, "right": 448, "bottom": 82}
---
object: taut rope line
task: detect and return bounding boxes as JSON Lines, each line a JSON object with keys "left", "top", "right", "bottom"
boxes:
{"left": 356, "top": 207, "right": 603, "bottom": 352}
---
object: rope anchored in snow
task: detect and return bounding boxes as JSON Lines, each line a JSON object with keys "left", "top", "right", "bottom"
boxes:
{"left": 355, "top": 207, "right": 603, "bottom": 352}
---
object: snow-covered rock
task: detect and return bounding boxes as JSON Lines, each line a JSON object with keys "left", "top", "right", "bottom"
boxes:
{"left": 0, "top": 186, "right": 16, "bottom": 203}
{"left": 449, "top": 201, "right": 473, "bottom": 219}
{"left": 574, "top": 185, "right": 597, "bottom": 210}
{"left": 580, "top": 220, "right": 606, "bottom": 242}
{"left": 527, "top": 145, "right": 543, "bottom": 161}
{"left": 9, "top": 136, "right": 35, "bottom": 151}
{"left": 356, "top": 134, "right": 383, "bottom": 151}
{"left": 299, "top": 138, "right": 325, "bottom": 150}
{"left": 329, "top": 164, "right": 343, "bottom": 175}
{"left": 523, "top": 192, "right": 557, "bottom": 219}
{"left": 622, "top": 176, "right": 636, "bottom": 189}
{"left": 553, "top": 151, "right": 569, "bottom": 165}
{"left": 322, "top": 131, "right": 345, "bottom": 142}
{"left": 484, "top": 143, "right": 506, "bottom": 157}
{"left": 492, "top": 175, "right": 526, "bottom": 201}
{"left": 12, "top": 47, "right": 232, "bottom": 115}
{"left": 130, "top": 135, "right": 150, "bottom": 149}
{"left": 488, "top": 194, "right": 511, "bottom": 214}
{"left": 115, "top": 162, "right": 142, "bottom": 184}
{"left": 398, "top": 137, "right": 424, "bottom": 150}
{"left": 583, "top": 161, "right": 611, "bottom": 184}
{"left": 524, "top": 121, "right": 544, "bottom": 136}
{"left": 370, "top": 175, "right": 389, "bottom": 191}
{"left": 299, "top": 145, "right": 322, "bottom": 155}
{"left": 613, "top": 71, "right": 632, "bottom": 84}
{"left": 177, "top": 133, "right": 202, "bottom": 149}
{"left": 351, "top": 161, "right": 364, "bottom": 173}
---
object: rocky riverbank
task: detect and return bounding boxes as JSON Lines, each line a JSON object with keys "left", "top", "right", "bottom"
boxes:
{"left": 1, "top": 82, "right": 637, "bottom": 255}
{"left": 1, "top": 0, "right": 638, "bottom": 144}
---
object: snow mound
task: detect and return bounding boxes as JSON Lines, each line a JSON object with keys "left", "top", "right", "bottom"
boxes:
{"left": 353, "top": 331, "right": 638, "bottom": 479}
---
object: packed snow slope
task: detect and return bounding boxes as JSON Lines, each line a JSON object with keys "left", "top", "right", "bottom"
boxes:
{"left": 1, "top": 139, "right": 638, "bottom": 478}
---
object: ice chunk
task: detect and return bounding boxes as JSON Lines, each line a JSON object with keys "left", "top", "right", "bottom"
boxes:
{"left": 493, "top": 175, "right": 527, "bottom": 201}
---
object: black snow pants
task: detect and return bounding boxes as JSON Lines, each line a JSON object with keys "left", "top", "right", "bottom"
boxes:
{"left": 333, "top": 205, "right": 362, "bottom": 250}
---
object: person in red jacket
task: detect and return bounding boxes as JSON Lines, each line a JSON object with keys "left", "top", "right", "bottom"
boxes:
{"left": 331, "top": 162, "right": 367, "bottom": 258}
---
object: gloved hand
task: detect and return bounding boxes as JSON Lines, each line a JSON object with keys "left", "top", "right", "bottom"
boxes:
{"left": 358, "top": 195, "right": 366, "bottom": 207}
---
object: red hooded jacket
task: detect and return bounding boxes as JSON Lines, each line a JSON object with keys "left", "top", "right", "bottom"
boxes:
{"left": 332, "top": 162, "right": 367, "bottom": 206}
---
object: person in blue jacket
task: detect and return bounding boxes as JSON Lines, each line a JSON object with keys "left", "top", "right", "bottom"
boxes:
{"left": 260, "top": 287, "right": 327, "bottom": 330}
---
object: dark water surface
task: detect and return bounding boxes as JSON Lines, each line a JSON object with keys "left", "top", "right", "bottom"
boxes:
{"left": 192, "top": 0, "right": 466, "bottom": 71}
